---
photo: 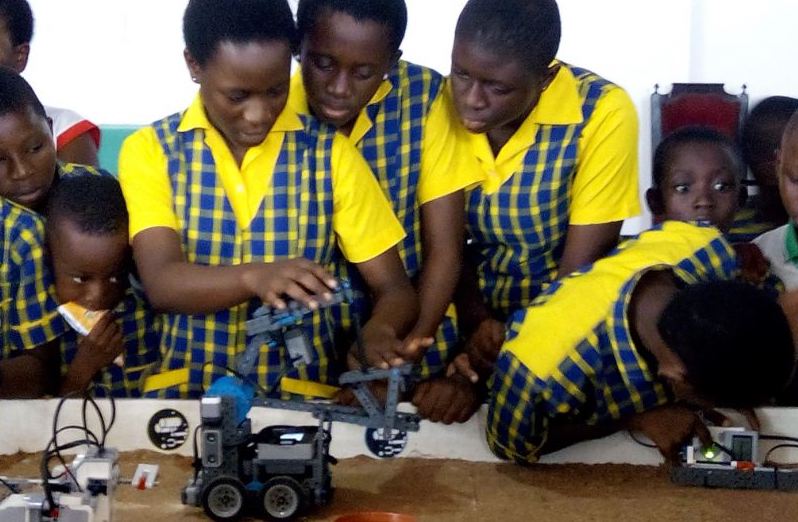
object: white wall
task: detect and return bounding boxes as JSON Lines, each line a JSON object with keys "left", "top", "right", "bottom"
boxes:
{"left": 22, "top": 0, "right": 798, "bottom": 230}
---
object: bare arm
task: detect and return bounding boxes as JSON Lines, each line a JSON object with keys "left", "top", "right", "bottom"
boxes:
{"left": 411, "top": 192, "right": 465, "bottom": 338}
{"left": 132, "top": 227, "right": 337, "bottom": 314}
{"left": 57, "top": 133, "right": 99, "bottom": 167}
{"left": 0, "top": 341, "right": 61, "bottom": 398}
{"left": 556, "top": 221, "right": 623, "bottom": 279}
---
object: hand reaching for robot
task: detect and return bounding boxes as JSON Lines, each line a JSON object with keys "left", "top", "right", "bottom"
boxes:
{"left": 626, "top": 404, "right": 713, "bottom": 465}
{"left": 242, "top": 257, "right": 338, "bottom": 310}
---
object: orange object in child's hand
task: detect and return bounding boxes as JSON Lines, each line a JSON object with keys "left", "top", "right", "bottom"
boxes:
{"left": 58, "top": 302, "right": 124, "bottom": 367}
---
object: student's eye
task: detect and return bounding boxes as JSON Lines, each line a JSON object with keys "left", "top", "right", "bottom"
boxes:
{"left": 312, "top": 56, "right": 334, "bottom": 71}
{"left": 108, "top": 276, "right": 119, "bottom": 284}
{"left": 29, "top": 142, "right": 44, "bottom": 154}
{"left": 713, "top": 181, "right": 735, "bottom": 192}
{"left": 673, "top": 184, "right": 689, "bottom": 193}
{"left": 227, "top": 91, "right": 248, "bottom": 103}
{"left": 452, "top": 68, "right": 469, "bottom": 80}
{"left": 490, "top": 85, "right": 512, "bottom": 96}
{"left": 266, "top": 84, "right": 288, "bottom": 99}
{"left": 71, "top": 276, "right": 85, "bottom": 284}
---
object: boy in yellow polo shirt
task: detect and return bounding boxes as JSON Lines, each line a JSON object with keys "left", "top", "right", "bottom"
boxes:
{"left": 292, "top": 0, "right": 482, "bottom": 423}
{"left": 119, "top": 0, "right": 418, "bottom": 398}
{"left": 449, "top": 0, "right": 641, "bottom": 385}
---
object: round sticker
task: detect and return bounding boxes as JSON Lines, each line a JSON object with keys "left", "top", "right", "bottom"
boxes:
{"left": 147, "top": 408, "right": 189, "bottom": 450}
{"left": 364, "top": 427, "right": 408, "bottom": 458}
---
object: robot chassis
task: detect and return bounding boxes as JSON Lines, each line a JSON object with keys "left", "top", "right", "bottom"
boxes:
{"left": 182, "top": 280, "right": 421, "bottom": 521}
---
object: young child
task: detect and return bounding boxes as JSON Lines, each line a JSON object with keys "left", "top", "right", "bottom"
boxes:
{"left": 292, "top": 0, "right": 482, "bottom": 422}
{"left": 45, "top": 174, "right": 160, "bottom": 397}
{"left": 0, "top": 196, "right": 64, "bottom": 398}
{"left": 447, "top": 0, "right": 641, "bottom": 384}
{"left": 0, "top": 0, "right": 100, "bottom": 166}
{"left": 730, "top": 96, "right": 798, "bottom": 241}
{"left": 647, "top": 126, "right": 746, "bottom": 233}
{"left": 483, "top": 221, "right": 794, "bottom": 464}
{"left": 754, "top": 111, "right": 798, "bottom": 290}
{"left": 118, "top": 0, "right": 418, "bottom": 398}
{"left": 0, "top": 67, "right": 99, "bottom": 215}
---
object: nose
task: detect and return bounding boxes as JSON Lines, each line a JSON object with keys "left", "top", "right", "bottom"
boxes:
{"left": 464, "top": 82, "right": 488, "bottom": 111}
{"left": 9, "top": 156, "right": 34, "bottom": 181}
{"left": 84, "top": 281, "right": 108, "bottom": 311}
{"left": 693, "top": 183, "right": 715, "bottom": 209}
{"left": 242, "top": 99, "right": 273, "bottom": 129}
{"left": 326, "top": 71, "right": 351, "bottom": 98}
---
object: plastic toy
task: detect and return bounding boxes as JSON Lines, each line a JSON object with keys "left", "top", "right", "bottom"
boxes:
{"left": 182, "top": 280, "right": 421, "bottom": 521}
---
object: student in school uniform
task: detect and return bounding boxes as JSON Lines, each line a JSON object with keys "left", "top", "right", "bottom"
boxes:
{"left": 118, "top": 0, "right": 419, "bottom": 398}
{"left": 292, "top": 0, "right": 483, "bottom": 422}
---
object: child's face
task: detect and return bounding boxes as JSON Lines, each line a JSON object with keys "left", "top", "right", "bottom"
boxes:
{"left": 0, "top": 18, "right": 27, "bottom": 72}
{"left": 659, "top": 142, "right": 740, "bottom": 232}
{"left": 49, "top": 218, "right": 129, "bottom": 312}
{"left": 777, "top": 132, "right": 798, "bottom": 223}
{"left": 300, "top": 10, "right": 396, "bottom": 133}
{"left": 0, "top": 107, "right": 57, "bottom": 211}
{"left": 450, "top": 37, "right": 549, "bottom": 135}
{"left": 186, "top": 40, "right": 292, "bottom": 159}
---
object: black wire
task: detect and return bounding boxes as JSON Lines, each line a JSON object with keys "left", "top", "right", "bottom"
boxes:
{"left": 760, "top": 434, "right": 798, "bottom": 444}
{"left": 627, "top": 430, "right": 657, "bottom": 449}
{"left": 764, "top": 443, "right": 798, "bottom": 464}
{"left": 0, "top": 476, "right": 19, "bottom": 494}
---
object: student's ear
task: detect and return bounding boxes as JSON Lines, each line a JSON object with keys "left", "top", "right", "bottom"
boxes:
{"left": 11, "top": 43, "right": 30, "bottom": 74}
{"left": 184, "top": 49, "right": 202, "bottom": 84}
{"left": 646, "top": 187, "right": 665, "bottom": 216}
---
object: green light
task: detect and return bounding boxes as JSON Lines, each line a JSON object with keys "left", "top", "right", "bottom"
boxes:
{"left": 702, "top": 445, "right": 717, "bottom": 459}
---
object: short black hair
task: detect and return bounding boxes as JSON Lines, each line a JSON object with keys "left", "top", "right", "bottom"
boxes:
{"left": 297, "top": 0, "right": 408, "bottom": 54}
{"left": 0, "top": 65, "right": 46, "bottom": 119}
{"left": 652, "top": 126, "right": 743, "bottom": 188}
{"left": 743, "top": 96, "right": 798, "bottom": 172}
{"left": 455, "top": 0, "right": 560, "bottom": 76}
{"left": 658, "top": 280, "right": 795, "bottom": 408}
{"left": 183, "top": 0, "right": 297, "bottom": 66}
{"left": 0, "top": 0, "right": 33, "bottom": 46}
{"left": 45, "top": 174, "right": 128, "bottom": 238}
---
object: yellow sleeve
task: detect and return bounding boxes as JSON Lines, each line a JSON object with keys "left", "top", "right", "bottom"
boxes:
{"left": 417, "top": 91, "right": 483, "bottom": 205}
{"left": 569, "top": 86, "right": 641, "bottom": 225}
{"left": 117, "top": 127, "right": 179, "bottom": 239}
{"left": 331, "top": 134, "right": 406, "bottom": 263}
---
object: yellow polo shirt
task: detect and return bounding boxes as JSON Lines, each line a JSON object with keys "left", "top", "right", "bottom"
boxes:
{"left": 288, "top": 69, "right": 482, "bottom": 205}
{"left": 452, "top": 62, "right": 640, "bottom": 225}
{"left": 119, "top": 95, "right": 404, "bottom": 264}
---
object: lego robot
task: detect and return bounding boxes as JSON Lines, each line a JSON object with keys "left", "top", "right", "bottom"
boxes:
{"left": 182, "top": 281, "right": 421, "bottom": 521}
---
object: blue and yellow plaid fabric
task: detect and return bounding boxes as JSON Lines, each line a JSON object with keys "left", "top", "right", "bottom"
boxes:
{"left": 60, "top": 283, "right": 160, "bottom": 397}
{"left": 57, "top": 162, "right": 104, "bottom": 180}
{"left": 333, "top": 61, "right": 456, "bottom": 378}
{"left": 1, "top": 198, "right": 65, "bottom": 356}
{"left": 727, "top": 202, "right": 781, "bottom": 243}
{"left": 466, "top": 65, "right": 612, "bottom": 319}
{"left": 486, "top": 222, "right": 739, "bottom": 463}
{"left": 148, "top": 111, "right": 341, "bottom": 398}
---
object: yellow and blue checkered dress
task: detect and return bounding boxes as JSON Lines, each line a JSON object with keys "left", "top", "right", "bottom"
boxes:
{"left": 334, "top": 61, "right": 457, "bottom": 377}
{"left": 60, "top": 284, "right": 160, "bottom": 397}
{"left": 149, "top": 111, "right": 342, "bottom": 398}
{"left": 1, "top": 198, "right": 65, "bottom": 356}
{"left": 466, "top": 65, "right": 614, "bottom": 319}
{"left": 486, "top": 222, "right": 739, "bottom": 463}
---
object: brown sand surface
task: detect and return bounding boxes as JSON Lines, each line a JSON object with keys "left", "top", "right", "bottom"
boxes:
{"left": 3, "top": 450, "right": 798, "bottom": 521}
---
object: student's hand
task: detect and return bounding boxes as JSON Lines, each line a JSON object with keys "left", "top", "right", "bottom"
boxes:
{"left": 75, "top": 313, "right": 124, "bottom": 375}
{"left": 399, "top": 334, "right": 435, "bottom": 363}
{"left": 349, "top": 321, "right": 409, "bottom": 370}
{"left": 412, "top": 374, "right": 481, "bottom": 424}
{"left": 733, "top": 242, "right": 770, "bottom": 284}
{"left": 463, "top": 318, "right": 505, "bottom": 376}
{"left": 626, "top": 404, "right": 712, "bottom": 464}
{"left": 242, "top": 258, "right": 338, "bottom": 310}
{"left": 447, "top": 353, "right": 480, "bottom": 384}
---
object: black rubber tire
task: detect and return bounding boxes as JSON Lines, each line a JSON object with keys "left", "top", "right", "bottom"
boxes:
{"left": 201, "top": 476, "right": 247, "bottom": 521}
{"left": 259, "top": 476, "right": 307, "bottom": 520}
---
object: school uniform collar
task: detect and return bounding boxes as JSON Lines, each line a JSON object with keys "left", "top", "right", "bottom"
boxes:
{"left": 178, "top": 93, "right": 303, "bottom": 135}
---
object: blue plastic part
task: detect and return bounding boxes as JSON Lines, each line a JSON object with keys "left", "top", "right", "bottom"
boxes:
{"left": 207, "top": 376, "right": 255, "bottom": 425}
